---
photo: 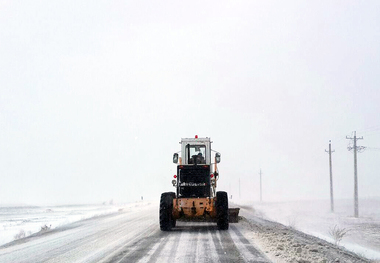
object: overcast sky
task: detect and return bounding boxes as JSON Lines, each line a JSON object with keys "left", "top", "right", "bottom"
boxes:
{"left": 1, "top": 1, "right": 380, "bottom": 205}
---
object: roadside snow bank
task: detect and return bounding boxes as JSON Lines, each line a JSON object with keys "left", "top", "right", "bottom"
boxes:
{"left": 0, "top": 202, "right": 148, "bottom": 247}
{"left": 239, "top": 210, "right": 371, "bottom": 263}
{"left": 236, "top": 199, "right": 380, "bottom": 261}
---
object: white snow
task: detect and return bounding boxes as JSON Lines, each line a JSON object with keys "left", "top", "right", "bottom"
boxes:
{"left": 0, "top": 201, "right": 373, "bottom": 262}
{"left": 238, "top": 198, "right": 380, "bottom": 261}
{"left": 0, "top": 202, "right": 143, "bottom": 247}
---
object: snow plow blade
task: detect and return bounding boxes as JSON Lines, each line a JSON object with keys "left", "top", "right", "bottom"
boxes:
{"left": 228, "top": 208, "right": 240, "bottom": 223}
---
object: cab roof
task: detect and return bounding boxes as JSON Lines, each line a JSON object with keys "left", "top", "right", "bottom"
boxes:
{"left": 180, "top": 137, "right": 211, "bottom": 144}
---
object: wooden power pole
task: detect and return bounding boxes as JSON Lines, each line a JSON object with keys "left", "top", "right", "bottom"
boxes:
{"left": 325, "top": 141, "right": 335, "bottom": 212}
{"left": 346, "top": 131, "right": 364, "bottom": 218}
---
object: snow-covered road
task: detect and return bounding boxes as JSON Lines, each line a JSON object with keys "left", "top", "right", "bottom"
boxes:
{"left": 0, "top": 202, "right": 373, "bottom": 263}
{"left": 0, "top": 203, "right": 268, "bottom": 263}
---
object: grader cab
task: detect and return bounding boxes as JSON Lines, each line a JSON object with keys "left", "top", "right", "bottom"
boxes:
{"left": 159, "top": 136, "right": 230, "bottom": 231}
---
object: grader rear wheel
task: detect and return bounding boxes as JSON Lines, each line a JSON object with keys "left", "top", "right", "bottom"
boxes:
{"left": 159, "top": 192, "right": 175, "bottom": 231}
{"left": 216, "top": 191, "right": 229, "bottom": 230}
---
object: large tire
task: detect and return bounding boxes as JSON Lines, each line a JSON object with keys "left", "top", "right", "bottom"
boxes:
{"left": 160, "top": 192, "right": 175, "bottom": 231}
{"left": 170, "top": 193, "right": 176, "bottom": 228}
{"left": 216, "top": 191, "right": 229, "bottom": 230}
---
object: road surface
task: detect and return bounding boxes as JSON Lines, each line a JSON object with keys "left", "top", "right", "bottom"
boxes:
{"left": 0, "top": 203, "right": 269, "bottom": 263}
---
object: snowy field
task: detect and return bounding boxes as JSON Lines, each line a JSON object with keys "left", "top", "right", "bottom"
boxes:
{"left": 0, "top": 203, "right": 139, "bottom": 247}
{"left": 239, "top": 198, "right": 380, "bottom": 261}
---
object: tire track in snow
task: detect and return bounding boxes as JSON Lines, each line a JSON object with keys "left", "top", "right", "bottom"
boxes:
{"left": 0, "top": 213, "right": 152, "bottom": 263}
{"left": 97, "top": 218, "right": 158, "bottom": 263}
{"left": 220, "top": 228, "right": 247, "bottom": 262}
{"left": 210, "top": 226, "right": 244, "bottom": 263}
{"left": 163, "top": 222, "right": 219, "bottom": 263}
{"left": 198, "top": 225, "right": 216, "bottom": 263}
{"left": 178, "top": 222, "right": 219, "bottom": 263}
{"left": 199, "top": 225, "right": 214, "bottom": 263}
{"left": 56, "top": 213, "right": 155, "bottom": 263}
{"left": 144, "top": 227, "right": 183, "bottom": 262}
{"left": 186, "top": 225, "right": 200, "bottom": 263}
{"left": 0, "top": 209, "right": 154, "bottom": 263}
{"left": 105, "top": 225, "right": 179, "bottom": 263}
{"left": 104, "top": 229, "right": 161, "bottom": 263}
{"left": 168, "top": 227, "right": 182, "bottom": 260}
{"left": 230, "top": 224, "right": 269, "bottom": 263}
{"left": 139, "top": 231, "right": 174, "bottom": 263}
{"left": 52, "top": 209, "right": 156, "bottom": 263}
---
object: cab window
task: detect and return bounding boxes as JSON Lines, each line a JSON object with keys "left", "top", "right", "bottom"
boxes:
{"left": 186, "top": 145, "right": 206, "bottom": 164}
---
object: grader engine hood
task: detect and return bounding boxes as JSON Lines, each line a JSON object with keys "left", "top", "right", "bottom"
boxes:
{"left": 177, "top": 165, "right": 211, "bottom": 198}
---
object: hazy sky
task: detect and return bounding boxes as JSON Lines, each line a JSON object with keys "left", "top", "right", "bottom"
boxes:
{"left": 1, "top": 1, "right": 380, "bottom": 205}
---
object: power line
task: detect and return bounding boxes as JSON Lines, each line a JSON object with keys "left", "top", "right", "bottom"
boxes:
{"left": 356, "top": 125, "right": 380, "bottom": 133}
{"left": 366, "top": 147, "right": 380, "bottom": 151}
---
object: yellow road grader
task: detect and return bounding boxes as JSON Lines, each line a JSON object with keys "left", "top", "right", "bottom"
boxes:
{"left": 159, "top": 136, "right": 230, "bottom": 231}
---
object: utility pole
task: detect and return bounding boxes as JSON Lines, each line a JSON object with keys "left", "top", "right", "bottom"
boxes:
{"left": 325, "top": 141, "right": 335, "bottom": 212}
{"left": 259, "top": 169, "right": 263, "bottom": 202}
{"left": 346, "top": 131, "right": 364, "bottom": 218}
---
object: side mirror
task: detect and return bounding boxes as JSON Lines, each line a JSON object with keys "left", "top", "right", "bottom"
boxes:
{"left": 215, "top": 153, "right": 221, "bottom": 163}
{"left": 173, "top": 153, "right": 179, "bottom": 163}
